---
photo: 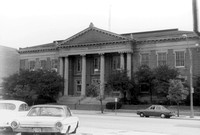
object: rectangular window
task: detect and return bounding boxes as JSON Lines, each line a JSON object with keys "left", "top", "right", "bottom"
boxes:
{"left": 93, "top": 57, "right": 100, "bottom": 73}
{"left": 51, "top": 59, "right": 58, "bottom": 71}
{"left": 40, "top": 60, "right": 47, "bottom": 70}
{"left": 75, "top": 80, "right": 82, "bottom": 93}
{"left": 20, "top": 59, "right": 26, "bottom": 70}
{"left": 157, "top": 52, "right": 167, "bottom": 66}
{"left": 112, "top": 56, "right": 120, "bottom": 70}
{"left": 30, "top": 61, "right": 35, "bottom": 70}
{"left": 76, "top": 58, "right": 81, "bottom": 73}
{"left": 175, "top": 51, "right": 185, "bottom": 67}
{"left": 141, "top": 53, "right": 149, "bottom": 66}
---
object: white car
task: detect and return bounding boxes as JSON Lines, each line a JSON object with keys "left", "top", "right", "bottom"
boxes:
{"left": 0, "top": 100, "right": 29, "bottom": 133}
{"left": 10, "top": 104, "right": 79, "bottom": 135}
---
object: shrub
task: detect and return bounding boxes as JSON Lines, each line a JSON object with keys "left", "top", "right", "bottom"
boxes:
{"left": 86, "top": 84, "right": 99, "bottom": 97}
{"left": 106, "top": 102, "right": 122, "bottom": 109}
{"left": 25, "top": 95, "right": 57, "bottom": 106}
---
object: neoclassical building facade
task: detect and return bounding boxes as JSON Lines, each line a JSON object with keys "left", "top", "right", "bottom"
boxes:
{"left": 19, "top": 23, "right": 200, "bottom": 98}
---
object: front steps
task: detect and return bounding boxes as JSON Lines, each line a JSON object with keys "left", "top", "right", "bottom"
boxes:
{"left": 57, "top": 96, "right": 117, "bottom": 110}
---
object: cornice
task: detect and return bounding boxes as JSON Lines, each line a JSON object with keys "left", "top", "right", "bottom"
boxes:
{"left": 136, "top": 35, "right": 199, "bottom": 44}
{"left": 58, "top": 40, "right": 131, "bottom": 49}
{"left": 18, "top": 47, "right": 57, "bottom": 54}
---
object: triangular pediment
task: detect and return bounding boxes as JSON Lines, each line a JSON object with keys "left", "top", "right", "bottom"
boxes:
{"left": 59, "top": 23, "right": 128, "bottom": 46}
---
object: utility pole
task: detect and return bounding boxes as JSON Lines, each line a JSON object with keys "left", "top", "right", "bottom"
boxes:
{"left": 182, "top": 34, "right": 194, "bottom": 118}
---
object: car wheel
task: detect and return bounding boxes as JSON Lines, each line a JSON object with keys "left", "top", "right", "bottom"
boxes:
{"left": 140, "top": 112, "right": 144, "bottom": 117}
{"left": 160, "top": 114, "right": 166, "bottom": 118}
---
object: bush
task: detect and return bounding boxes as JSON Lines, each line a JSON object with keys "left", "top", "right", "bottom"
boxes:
{"left": 86, "top": 84, "right": 99, "bottom": 97}
{"left": 106, "top": 102, "right": 122, "bottom": 109}
{"left": 25, "top": 95, "right": 57, "bottom": 106}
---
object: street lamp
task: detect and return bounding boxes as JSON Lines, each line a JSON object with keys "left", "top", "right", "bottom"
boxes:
{"left": 182, "top": 34, "right": 194, "bottom": 118}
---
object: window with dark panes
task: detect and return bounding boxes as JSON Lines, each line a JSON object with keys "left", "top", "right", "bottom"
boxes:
{"left": 40, "top": 60, "right": 47, "bottom": 70}
{"left": 75, "top": 80, "right": 81, "bottom": 92}
{"left": 112, "top": 56, "right": 120, "bottom": 70}
{"left": 51, "top": 59, "right": 58, "bottom": 71}
{"left": 141, "top": 53, "right": 149, "bottom": 66}
{"left": 30, "top": 61, "right": 35, "bottom": 70}
{"left": 175, "top": 51, "right": 185, "bottom": 67}
{"left": 157, "top": 52, "right": 167, "bottom": 66}
{"left": 20, "top": 59, "right": 26, "bottom": 70}
{"left": 93, "top": 57, "right": 100, "bottom": 73}
{"left": 76, "top": 58, "right": 81, "bottom": 72}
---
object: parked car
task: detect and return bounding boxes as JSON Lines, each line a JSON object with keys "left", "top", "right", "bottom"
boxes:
{"left": 0, "top": 100, "right": 29, "bottom": 133}
{"left": 10, "top": 104, "right": 79, "bottom": 135}
{"left": 136, "top": 105, "right": 175, "bottom": 118}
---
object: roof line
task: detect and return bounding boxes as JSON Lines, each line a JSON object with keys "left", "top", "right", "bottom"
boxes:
{"left": 58, "top": 23, "right": 128, "bottom": 46}
{"left": 121, "top": 28, "right": 179, "bottom": 35}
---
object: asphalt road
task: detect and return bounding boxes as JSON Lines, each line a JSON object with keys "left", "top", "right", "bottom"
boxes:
{"left": 75, "top": 113, "right": 200, "bottom": 135}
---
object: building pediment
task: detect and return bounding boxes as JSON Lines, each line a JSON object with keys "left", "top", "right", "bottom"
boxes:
{"left": 59, "top": 23, "right": 129, "bottom": 47}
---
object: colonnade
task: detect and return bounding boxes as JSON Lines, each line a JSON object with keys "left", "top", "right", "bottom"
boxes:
{"left": 59, "top": 52, "right": 132, "bottom": 96}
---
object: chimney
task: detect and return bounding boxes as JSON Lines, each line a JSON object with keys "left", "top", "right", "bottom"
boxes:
{"left": 192, "top": 0, "right": 200, "bottom": 35}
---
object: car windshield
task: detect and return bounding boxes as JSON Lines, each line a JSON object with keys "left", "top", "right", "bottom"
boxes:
{"left": 0, "top": 103, "right": 16, "bottom": 110}
{"left": 28, "top": 107, "right": 65, "bottom": 117}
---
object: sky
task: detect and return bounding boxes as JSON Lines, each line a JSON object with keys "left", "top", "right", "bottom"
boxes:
{"left": 0, "top": 0, "right": 198, "bottom": 49}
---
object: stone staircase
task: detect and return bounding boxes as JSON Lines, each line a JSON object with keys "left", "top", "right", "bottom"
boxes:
{"left": 80, "top": 96, "right": 117, "bottom": 105}
{"left": 57, "top": 96, "right": 84, "bottom": 109}
{"left": 57, "top": 96, "right": 118, "bottom": 110}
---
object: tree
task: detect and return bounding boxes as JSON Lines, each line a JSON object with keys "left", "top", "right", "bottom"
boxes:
{"left": 2, "top": 69, "right": 63, "bottom": 103}
{"left": 167, "top": 79, "right": 189, "bottom": 117}
{"left": 189, "top": 76, "right": 200, "bottom": 106}
{"left": 134, "top": 65, "right": 154, "bottom": 103}
{"left": 153, "top": 65, "right": 179, "bottom": 97}
{"left": 86, "top": 84, "right": 99, "bottom": 97}
{"left": 86, "top": 83, "right": 104, "bottom": 113}
{"left": 107, "top": 70, "right": 134, "bottom": 104}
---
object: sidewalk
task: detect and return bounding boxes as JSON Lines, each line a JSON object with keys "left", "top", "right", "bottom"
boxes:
{"left": 71, "top": 109, "right": 200, "bottom": 121}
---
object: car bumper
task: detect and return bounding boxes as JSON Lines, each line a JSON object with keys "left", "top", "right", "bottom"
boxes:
{"left": 13, "top": 127, "right": 61, "bottom": 133}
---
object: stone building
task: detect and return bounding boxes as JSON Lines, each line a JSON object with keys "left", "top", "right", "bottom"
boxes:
{"left": 18, "top": 23, "right": 200, "bottom": 102}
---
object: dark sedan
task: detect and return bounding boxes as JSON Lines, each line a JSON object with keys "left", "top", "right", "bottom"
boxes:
{"left": 136, "top": 105, "right": 175, "bottom": 118}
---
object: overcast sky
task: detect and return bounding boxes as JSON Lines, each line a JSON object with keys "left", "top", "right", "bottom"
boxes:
{"left": 0, "top": 0, "right": 198, "bottom": 49}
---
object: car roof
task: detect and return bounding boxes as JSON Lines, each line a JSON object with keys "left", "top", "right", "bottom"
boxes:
{"left": 31, "top": 104, "right": 68, "bottom": 108}
{"left": 150, "top": 105, "right": 164, "bottom": 107}
{"left": 0, "top": 100, "right": 26, "bottom": 104}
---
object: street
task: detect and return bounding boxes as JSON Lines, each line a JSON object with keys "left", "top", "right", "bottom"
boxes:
{"left": 75, "top": 113, "right": 200, "bottom": 135}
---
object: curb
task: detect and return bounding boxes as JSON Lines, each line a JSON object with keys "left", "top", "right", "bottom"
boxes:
{"left": 71, "top": 109, "right": 200, "bottom": 121}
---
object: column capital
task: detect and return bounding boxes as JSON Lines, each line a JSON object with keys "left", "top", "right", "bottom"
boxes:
{"left": 99, "top": 53, "right": 105, "bottom": 56}
{"left": 118, "top": 52, "right": 125, "bottom": 54}
{"left": 81, "top": 54, "right": 86, "bottom": 57}
{"left": 119, "top": 51, "right": 133, "bottom": 54}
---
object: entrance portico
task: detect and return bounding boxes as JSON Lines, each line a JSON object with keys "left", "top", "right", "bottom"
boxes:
{"left": 60, "top": 51, "right": 132, "bottom": 96}
{"left": 58, "top": 23, "right": 133, "bottom": 96}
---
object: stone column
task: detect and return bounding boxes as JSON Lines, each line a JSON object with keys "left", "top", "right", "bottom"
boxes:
{"left": 81, "top": 54, "right": 86, "bottom": 96}
{"left": 64, "top": 56, "right": 69, "bottom": 96}
{"left": 120, "top": 52, "right": 125, "bottom": 70}
{"left": 127, "top": 52, "right": 132, "bottom": 79}
{"left": 59, "top": 57, "right": 64, "bottom": 77}
{"left": 100, "top": 53, "right": 105, "bottom": 97}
